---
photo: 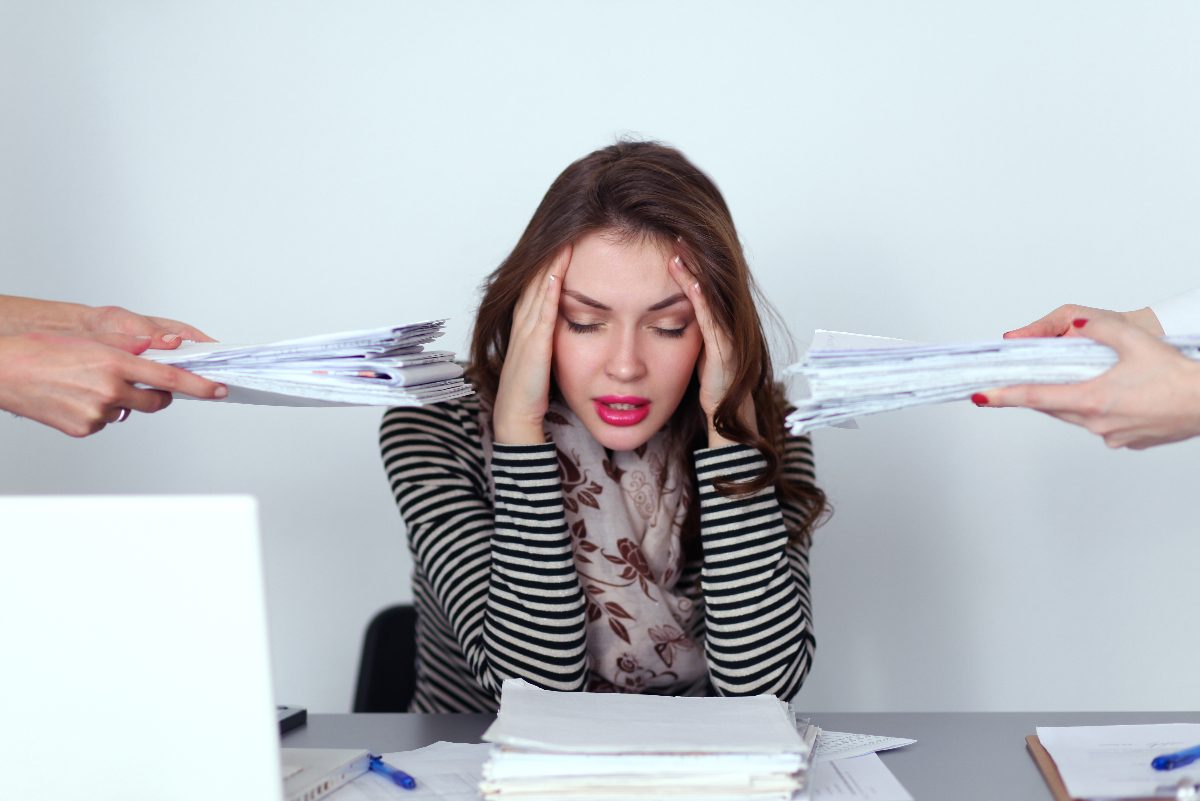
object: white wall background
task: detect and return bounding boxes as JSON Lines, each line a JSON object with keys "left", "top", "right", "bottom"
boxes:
{"left": 2, "top": 1, "right": 1197, "bottom": 713}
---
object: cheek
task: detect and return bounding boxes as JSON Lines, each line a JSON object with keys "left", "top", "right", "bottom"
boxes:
{"left": 551, "top": 326, "right": 589, "bottom": 391}
{"left": 656, "top": 334, "right": 703, "bottom": 393}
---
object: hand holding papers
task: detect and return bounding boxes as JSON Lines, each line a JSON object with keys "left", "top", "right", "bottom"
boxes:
{"left": 785, "top": 330, "right": 1200, "bottom": 435}
{"left": 479, "top": 679, "right": 817, "bottom": 801}
{"left": 141, "top": 320, "right": 472, "bottom": 407}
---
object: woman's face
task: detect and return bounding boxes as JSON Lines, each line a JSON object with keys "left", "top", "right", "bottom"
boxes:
{"left": 552, "top": 230, "right": 703, "bottom": 451}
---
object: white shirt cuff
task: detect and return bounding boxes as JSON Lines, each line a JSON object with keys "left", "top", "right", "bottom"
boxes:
{"left": 1150, "top": 287, "right": 1200, "bottom": 336}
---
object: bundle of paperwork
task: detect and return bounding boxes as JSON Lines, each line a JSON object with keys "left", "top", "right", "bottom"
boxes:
{"left": 142, "top": 320, "right": 473, "bottom": 407}
{"left": 786, "top": 330, "right": 1200, "bottom": 435}
{"left": 479, "top": 679, "right": 818, "bottom": 801}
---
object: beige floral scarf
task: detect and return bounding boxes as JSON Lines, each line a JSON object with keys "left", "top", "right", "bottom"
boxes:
{"left": 481, "top": 400, "right": 708, "bottom": 695}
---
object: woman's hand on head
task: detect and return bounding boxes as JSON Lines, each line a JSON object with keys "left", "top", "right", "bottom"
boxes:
{"left": 492, "top": 244, "right": 572, "bottom": 445}
{"left": 668, "top": 249, "right": 756, "bottom": 447}
{"left": 1003, "top": 304, "right": 1163, "bottom": 340}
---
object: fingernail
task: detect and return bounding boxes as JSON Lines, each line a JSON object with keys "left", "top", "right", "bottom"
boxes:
{"left": 672, "top": 256, "right": 682, "bottom": 267}
{"left": 1072, "top": 318, "right": 1088, "bottom": 328}
{"left": 971, "top": 393, "right": 989, "bottom": 406}
{"left": 548, "top": 274, "right": 556, "bottom": 282}
{"left": 163, "top": 333, "right": 180, "bottom": 343}
{"left": 215, "top": 385, "right": 228, "bottom": 399}
{"left": 692, "top": 281, "right": 700, "bottom": 293}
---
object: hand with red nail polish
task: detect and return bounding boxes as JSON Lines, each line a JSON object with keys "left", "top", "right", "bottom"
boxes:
{"left": 981, "top": 315, "right": 1200, "bottom": 449}
{"left": 1001, "top": 303, "right": 1163, "bottom": 340}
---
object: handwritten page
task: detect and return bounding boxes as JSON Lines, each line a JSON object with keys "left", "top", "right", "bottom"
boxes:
{"left": 1036, "top": 724, "right": 1200, "bottom": 799}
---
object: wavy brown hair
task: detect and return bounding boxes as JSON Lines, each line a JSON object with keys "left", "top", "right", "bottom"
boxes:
{"left": 467, "top": 140, "right": 826, "bottom": 544}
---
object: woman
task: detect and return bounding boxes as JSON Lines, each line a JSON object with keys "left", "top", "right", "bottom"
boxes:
{"left": 380, "top": 141, "right": 825, "bottom": 712}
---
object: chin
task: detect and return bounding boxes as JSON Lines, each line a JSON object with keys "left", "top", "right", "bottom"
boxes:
{"left": 587, "top": 425, "right": 655, "bottom": 452}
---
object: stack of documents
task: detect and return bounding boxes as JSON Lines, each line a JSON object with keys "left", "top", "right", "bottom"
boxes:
{"left": 785, "top": 330, "right": 1200, "bottom": 435}
{"left": 142, "top": 320, "right": 473, "bottom": 407}
{"left": 479, "top": 679, "right": 818, "bottom": 801}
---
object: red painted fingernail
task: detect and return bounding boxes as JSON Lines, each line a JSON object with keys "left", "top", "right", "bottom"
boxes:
{"left": 971, "top": 393, "right": 989, "bottom": 406}
{"left": 1072, "top": 318, "right": 1088, "bottom": 328}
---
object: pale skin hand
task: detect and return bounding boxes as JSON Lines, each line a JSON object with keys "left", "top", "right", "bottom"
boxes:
{"left": 492, "top": 245, "right": 573, "bottom": 445}
{"left": 667, "top": 249, "right": 757, "bottom": 448}
{"left": 80, "top": 305, "right": 214, "bottom": 348}
{"left": 1002, "top": 303, "right": 1164, "bottom": 340}
{"left": 0, "top": 332, "right": 228, "bottom": 438}
{"left": 0, "top": 294, "right": 214, "bottom": 348}
{"left": 981, "top": 315, "right": 1200, "bottom": 449}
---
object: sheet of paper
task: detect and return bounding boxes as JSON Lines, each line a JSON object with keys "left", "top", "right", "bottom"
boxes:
{"left": 1036, "top": 723, "right": 1200, "bottom": 799}
{"left": 809, "top": 331, "right": 916, "bottom": 351}
{"left": 810, "top": 754, "right": 913, "bottom": 801}
{"left": 814, "top": 731, "right": 917, "bottom": 763}
{"left": 330, "top": 742, "right": 490, "bottom": 801}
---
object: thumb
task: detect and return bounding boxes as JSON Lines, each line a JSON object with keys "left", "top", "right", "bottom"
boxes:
{"left": 93, "top": 333, "right": 153, "bottom": 355}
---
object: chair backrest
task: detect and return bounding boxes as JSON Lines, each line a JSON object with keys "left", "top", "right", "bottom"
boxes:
{"left": 353, "top": 603, "right": 418, "bottom": 712}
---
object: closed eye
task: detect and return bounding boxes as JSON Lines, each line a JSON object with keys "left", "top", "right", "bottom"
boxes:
{"left": 653, "top": 324, "right": 688, "bottom": 339}
{"left": 565, "top": 319, "right": 602, "bottom": 334}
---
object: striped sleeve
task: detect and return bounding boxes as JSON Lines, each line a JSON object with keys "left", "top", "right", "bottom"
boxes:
{"left": 694, "top": 432, "right": 817, "bottom": 699}
{"left": 380, "top": 402, "right": 588, "bottom": 704}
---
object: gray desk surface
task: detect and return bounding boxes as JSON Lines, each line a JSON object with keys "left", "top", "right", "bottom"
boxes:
{"left": 284, "top": 711, "right": 1200, "bottom": 801}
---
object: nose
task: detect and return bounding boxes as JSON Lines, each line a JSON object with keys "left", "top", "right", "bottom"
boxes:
{"left": 605, "top": 328, "right": 647, "bottom": 383}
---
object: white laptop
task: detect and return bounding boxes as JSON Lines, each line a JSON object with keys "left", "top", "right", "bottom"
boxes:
{"left": 0, "top": 495, "right": 367, "bottom": 801}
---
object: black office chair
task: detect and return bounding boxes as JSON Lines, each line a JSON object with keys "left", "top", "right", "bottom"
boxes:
{"left": 353, "top": 603, "right": 418, "bottom": 712}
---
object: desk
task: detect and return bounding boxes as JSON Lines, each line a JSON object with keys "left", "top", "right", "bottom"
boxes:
{"left": 283, "top": 711, "right": 1200, "bottom": 801}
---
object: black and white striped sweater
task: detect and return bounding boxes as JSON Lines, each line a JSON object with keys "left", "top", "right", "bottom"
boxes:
{"left": 379, "top": 395, "right": 817, "bottom": 712}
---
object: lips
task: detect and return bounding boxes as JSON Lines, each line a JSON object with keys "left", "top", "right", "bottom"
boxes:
{"left": 593, "top": 396, "right": 651, "bottom": 427}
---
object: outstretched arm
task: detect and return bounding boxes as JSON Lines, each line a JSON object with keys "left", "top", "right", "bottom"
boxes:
{"left": 0, "top": 332, "right": 226, "bottom": 437}
{"left": 0, "top": 294, "right": 224, "bottom": 436}
{"left": 0, "top": 294, "right": 213, "bottom": 348}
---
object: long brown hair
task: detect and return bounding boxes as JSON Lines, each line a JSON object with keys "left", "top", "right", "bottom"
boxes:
{"left": 468, "top": 140, "right": 825, "bottom": 541}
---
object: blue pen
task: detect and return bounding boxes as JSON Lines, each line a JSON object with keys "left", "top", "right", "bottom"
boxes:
{"left": 369, "top": 754, "right": 417, "bottom": 789}
{"left": 1151, "top": 743, "right": 1200, "bottom": 771}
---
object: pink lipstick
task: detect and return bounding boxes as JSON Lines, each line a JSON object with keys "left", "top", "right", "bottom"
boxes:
{"left": 593, "top": 396, "right": 651, "bottom": 427}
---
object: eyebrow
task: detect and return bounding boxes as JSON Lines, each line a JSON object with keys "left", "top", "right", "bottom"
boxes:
{"left": 562, "top": 290, "right": 689, "bottom": 313}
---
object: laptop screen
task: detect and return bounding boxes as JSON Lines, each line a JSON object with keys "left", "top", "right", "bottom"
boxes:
{"left": 0, "top": 495, "right": 284, "bottom": 801}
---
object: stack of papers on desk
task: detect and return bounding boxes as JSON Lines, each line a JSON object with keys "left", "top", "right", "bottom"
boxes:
{"left": 785, "top": 330, "right": 1200, "bottom": 435}
{"left": 479, "top": 679, "right": 818, "bottom": 801}
{"left": 142, "top": 320, "right": 473, "bottom": 407}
